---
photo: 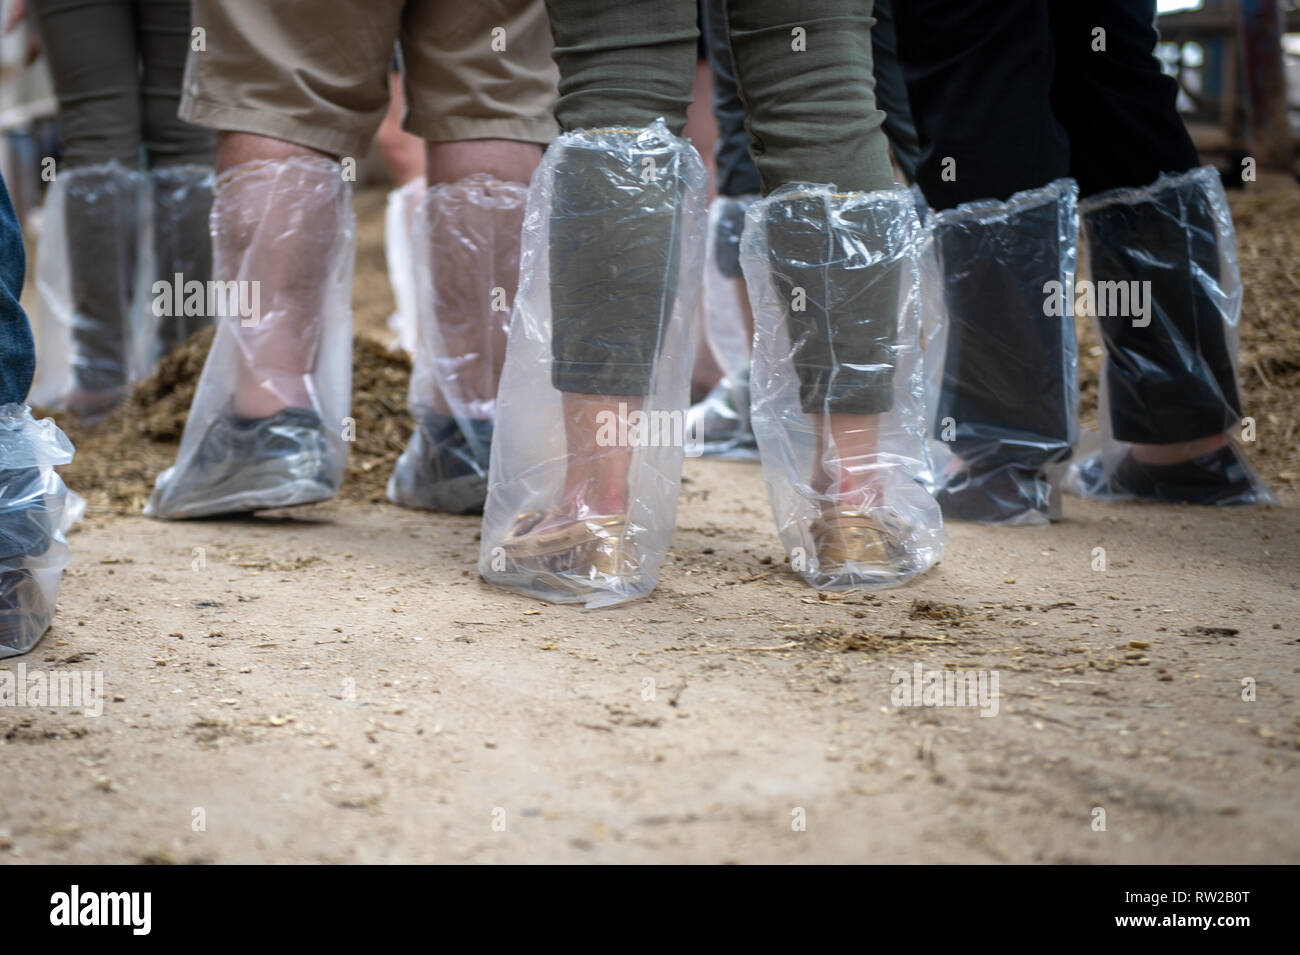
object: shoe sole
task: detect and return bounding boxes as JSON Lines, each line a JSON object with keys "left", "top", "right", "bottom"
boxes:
{"left": 387, "top": 468, "right": 486, "bottom": 515}
{"left": 482, "top": 568, "right": 648, "bottom": 605}
{"left": 151, "top": 457, "right": 335, "bottom": 519}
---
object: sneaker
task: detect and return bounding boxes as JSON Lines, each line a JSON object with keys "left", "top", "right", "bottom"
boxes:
{"left": 150, "top": 407, "right": 334, "bottom": 519}
{"left": 809, "top": 505, "right": 919, "bottom": 588}
{"left": 1080, "top": 444, "right": 1260, "bottom": 505}
{"left": 388, "top": 412, "right": 492, "bottom": 515}
{"left": 933, "top": 462, "right": 1059, "bottom": 524}
{"left": 0, "top": 467, "right": 54, "bottom": 654}
{"left": 685, "top": 374, "right": 757, "bottom": 458}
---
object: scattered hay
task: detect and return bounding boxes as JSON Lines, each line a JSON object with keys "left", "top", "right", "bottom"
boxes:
{"left": 45, "top": 328, "right": 413, "bottom": 515}
{"left": 792, "top": 625, "right": 949, "bottom": 653}
{"left": 1226, "top": 186, "right": 1300, "bottom": 489}
{"left": 909, "top": 599, "right": 972, "bottom": 622}
{"left": 41, "top": 327, "right": 215, "bottom": 514}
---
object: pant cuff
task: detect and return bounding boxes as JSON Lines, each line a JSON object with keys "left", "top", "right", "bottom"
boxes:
{"left": 552, "top": 360, "right": 655, "bottom": 397}
{"left": 800, "top": 375, "right": 896, "bottom": 416}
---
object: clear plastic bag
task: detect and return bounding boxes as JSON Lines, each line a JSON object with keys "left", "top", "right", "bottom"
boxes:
{"left": 149, "top": 164, "right": 216, "bottom": 356}
{"left": 687, "top": 194, "right": 760, "bottom": 459}
{"left": 744, "top": 184, "right": 942, "bottom": 591}
{"left": 478, "top": 121, "right": 708, "bottom": 607}
{"left": 921, "top": 178, "right": 1080, "bottom": 525}
{"left": 32, "top": 162, "right": 215, "bottom": 416}
{"left": 146, "top": 157, "right": 355, "bottom": 519}
{"left": 0, "top": 404, "right": 80, "bottom": 658}
{"left": 384, "top": 176, "right": 425, "bottom": 353}
{"left": 1066, "top": 165, "right": 1276, "bottom": 506}
{"left": 389, "top": 174, "right": 526, "bottom": 514}
{"left": 31, "top": 162, "right": 148, "bottom": 418}
{"left": 704, "top": 194, "right": 757, "bottom": 383}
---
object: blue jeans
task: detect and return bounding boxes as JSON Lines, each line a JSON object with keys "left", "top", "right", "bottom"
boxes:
{"left": 0, "top": 172, "right": 35, "bottom": 406}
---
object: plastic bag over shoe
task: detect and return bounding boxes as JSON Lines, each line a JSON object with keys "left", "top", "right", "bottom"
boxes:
{"left": 0, "top": 405, "right": 79, "bottom": 658}
{"left": 146, "top": 157, "right": 354, "bottom": 519}
{"left": 1067, "top": 166, "right": 1275, "bottom": 506}
{"left": 687, "top": 194, "right": 761, "bottom": 459}
{"left": 744, "top": 184, "right": 942, "bottom": 591}
{"left": 920, "top": 179, "right": 1080, "bottom": 525}
{"left": 389, "top": 174, "right": 526, "bottom": 514}
{"left": 478, "top": 121, "right": 708, "bottom": 607}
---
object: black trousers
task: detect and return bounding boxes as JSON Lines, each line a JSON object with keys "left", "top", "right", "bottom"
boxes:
{"left": 895, "top": 0, "right": 1197, "bottom": 208}
{"left": 896, "top": 0, "right": 1239, "bottom": 447}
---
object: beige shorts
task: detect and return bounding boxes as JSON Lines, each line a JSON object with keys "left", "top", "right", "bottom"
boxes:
{"left": 180, "top": 0, "right": 559, "bottom": 157}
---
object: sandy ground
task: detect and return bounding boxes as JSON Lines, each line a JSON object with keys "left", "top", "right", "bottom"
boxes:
{"left": 2, "top": 184, "right": 1298, "bottom": 865}
{"left": 2, "top": 471, "right": 1296, "bottom": 864}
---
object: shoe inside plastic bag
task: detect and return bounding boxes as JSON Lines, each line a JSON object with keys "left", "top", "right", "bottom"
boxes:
{"left": 146, "top": 156, "right": 354, "bottom": 519}
{"left": 31, "top": 162, "right": 148, "bottom": 420}
{"left": 743, "top": 184, "right": 943, "bottom": 591}
{"left": 685, "top": 371, "right": 757, "bottom": 459}
{"left": 389, "top": 174, "right": 526, "bottom": 514}
{"left": 0, "top": 404, "right": 79, "bottom": 658}
{"left": 920, "top": 179, "right": 1080, "bottom": 525}
{"left": 479, "top": 121, "right": 708, "bottom": 607}
{"left": 1066, "top": 165, "right": 1276, "bottom": 507}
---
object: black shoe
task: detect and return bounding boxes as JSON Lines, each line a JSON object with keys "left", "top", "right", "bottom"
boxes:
{"left": 149, "top": 406, "right": 335, "bottom": 519}
{"left": 934, "top": 462, "right": 1059, "bottom": 525}
{"left": 0, "top": 568, "right": 53, "bottom": 656}
{"left": 0, "top": 467, "right": 55, "bottom": 655}
{"left": 0, "top": 467, "right": 53, "bottom": 558}
{"left": 388, "top": 412, "right": 492, "bottom": 515}
{"left": 1083, "top": 445, "right": 1261, "bottom": 505}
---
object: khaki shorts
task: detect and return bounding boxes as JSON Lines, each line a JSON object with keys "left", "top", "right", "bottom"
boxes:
{"left": 180, "top": 0, "right": 559, "bottom": 157}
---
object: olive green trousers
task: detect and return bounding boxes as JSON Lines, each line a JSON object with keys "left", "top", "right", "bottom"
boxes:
{"left": 547, "top": 0, "right": 901, "bottom": 414}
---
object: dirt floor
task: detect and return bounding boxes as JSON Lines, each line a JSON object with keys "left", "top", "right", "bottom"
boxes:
{"left": 1, "top": 178, "right": 1297, "bottom": 865}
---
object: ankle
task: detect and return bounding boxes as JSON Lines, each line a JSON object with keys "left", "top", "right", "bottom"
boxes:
{"left": 563, "top": 484, "right": 629, "bottom": 518}
{"left": 233, "top": 367, "right": 311, "bottom": 419}
{"left": 1130, "top": 432, "right": 1229, "bottom": 466}
{"left": 816, "top": 472, "right": 883, "bottom": 509}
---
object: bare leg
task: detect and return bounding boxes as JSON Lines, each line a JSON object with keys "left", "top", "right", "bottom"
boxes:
{"left": 685, "top": 57, "right": 724, "bottom": 399}
{"left": 1130, "top": 431, "right": 1229, "bottom": 466}
{"left": 424, "top": 140, "right": 541, "bottom": 186}
{"left": 418, "top": 140, "right": 542, "bottom": 418}
{"left": 812, "top": 412, "right": 882, "bottom": 504}
{"left": 376, "top": 74, "right": 425, "bottom": 187}
{"left": 216, "top": 132, "right": 337, "bottom": 419}
{"left": 217, "top": 131, "right": 332, "bottom": 174}
{"left": 733, "top": 275, "right": 755, "bottom": 367}
{"left": 495, "top": 390, "right": 643, "bottom": 543}
{"left": 560, "top": 392, "right": 641, "bottom": 515}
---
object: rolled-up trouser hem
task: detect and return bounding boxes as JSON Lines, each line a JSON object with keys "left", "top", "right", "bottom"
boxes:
{"left": 801, "top": 377, "right": 896, "bottom": 417}
{"left": 548, "top": 129, "right": 689, "bottom": 401}
{"left": 1111, "top": 414, "right": 1233, "bottom": 446}
{"left": 405, "top": 113, "right": 557, "bottom": 147}
{"left": 183, "top": 99, "right": 558, "bottom": 159}
{"left": 552, "top": 360, "right": 656, "bottom": 397}
{"left": 180, "top": 100, "right": 357, "bottom": 157}
{"left": 766, "top": 191, "right": 903, "bottom": 422}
